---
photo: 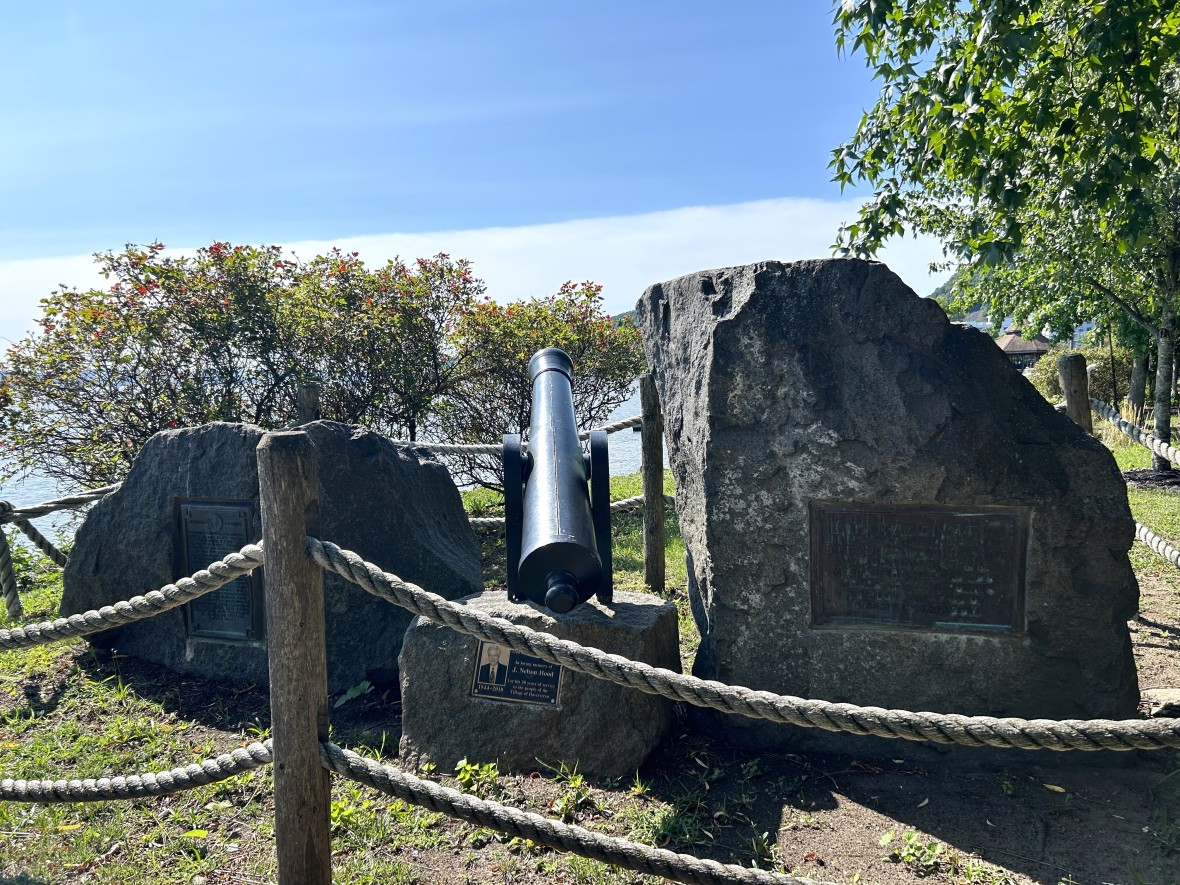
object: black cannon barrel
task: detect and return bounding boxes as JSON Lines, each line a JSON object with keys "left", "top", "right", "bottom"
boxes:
{"left": 517, "top": 348, "right": 602, "bottom": 612}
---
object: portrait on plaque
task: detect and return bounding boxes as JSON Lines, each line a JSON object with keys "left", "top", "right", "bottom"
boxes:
{"left": 176, "top": 499, "right": 264, "bottom": 642}
{"left": 476, "top": 644, "right": 509, "bottom": 686}
{"left": 470, "top": 641, "right": 563, "bottom": 706}
{"left": 810, "top": 501, "right": 1028, "bottom": 634}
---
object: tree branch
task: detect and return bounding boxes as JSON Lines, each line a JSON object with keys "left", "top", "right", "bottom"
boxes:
{"left": 1085, "top": 276, "right": 1159, "bottom": 337}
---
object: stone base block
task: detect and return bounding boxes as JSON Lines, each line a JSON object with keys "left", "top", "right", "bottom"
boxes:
{"left": 399, "top": 590, "right": 679, "bottom": 778}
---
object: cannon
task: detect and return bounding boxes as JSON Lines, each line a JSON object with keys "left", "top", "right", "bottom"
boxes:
{"left": 503, "top": 348, "right": 612, "bottom": 613}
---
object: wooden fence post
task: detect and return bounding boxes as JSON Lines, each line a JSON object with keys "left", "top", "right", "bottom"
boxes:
{"left": 257, "top": 431, "right": 332, "bottom": 885}
{"left": 640, "top": 374, "right": 666, "bottom": 594}
{"left": 1058, "top": 352, "right": 1093, "bottom": 433}
{"left": 297, "top": 382, "right": 322, "bottom": 425}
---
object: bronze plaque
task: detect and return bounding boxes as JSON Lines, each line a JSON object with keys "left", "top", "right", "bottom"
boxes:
{"left": 810, "top": 502, "right": 1028, "bottom": 634}
{"left": 177, "top": 500, "right": 264, "bottom": 641}
{"left": 470, "top": 641, "right": 563, "bottom": 706}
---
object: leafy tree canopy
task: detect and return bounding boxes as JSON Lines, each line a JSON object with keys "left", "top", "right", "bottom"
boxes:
{"left": 832, "top": 0, "right": 1180, "bottom": 467}
{"left": 832, "top": 0, "right": 1180, "bottom": 262}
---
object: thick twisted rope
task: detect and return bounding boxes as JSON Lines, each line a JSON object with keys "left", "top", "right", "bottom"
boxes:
{"left": 1092, "top": 399, "right": 1180, "bottom": 467}
{"left": 320, "top": 741, "right": 824, "bottom": 885}
{"left": 1136, "top": 521, "right": 1180, "bottom": 569}
{"left": 469, "top": 494, "right": 652, "bottom": 528}
{"left": 0, "top": 532, "right": 19, "bottom": 621}
{"left": 389, "top": 440, "right": 503, "bottom": 455}
{"left": 1, "top": 741, "right": 272, "bottom": 803}
{"left": 469, "top": 492, "right": 676, "bottom": 528}
{"left": 309, "top": 538, "right": 1180, "bottom": 751}
{"left": 390, "top": 415, "right": 645, "bottom": 457}
{"left": 591, "top": 414, "right": 643, "bottom": 435}
{"left": 0, "top": 484, "right": 120, "bottom": 523}
{"left": 12, "top": 518, "right": 69, "bottom": 568}
{"left": 0, "top": 543, "right": 264, "bottom": 651}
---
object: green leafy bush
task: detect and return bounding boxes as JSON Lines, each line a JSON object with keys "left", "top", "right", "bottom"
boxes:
{"left": 0, "top": 245, "right": 641, "bottom": 490}
{"left": 1025, "top": 343, "right": 1134, "bottom": 407}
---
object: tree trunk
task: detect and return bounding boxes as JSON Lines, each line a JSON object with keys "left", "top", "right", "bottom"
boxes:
{"left": 1152, "top": 302, "right": 1176, "bottom": 471}
{"left": 1129, "top": 355, "right": 1149, "bottom": 417}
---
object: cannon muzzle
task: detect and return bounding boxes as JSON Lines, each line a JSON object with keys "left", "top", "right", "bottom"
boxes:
{"left": 504, "top": 348, "right": 612, "bottom": 612}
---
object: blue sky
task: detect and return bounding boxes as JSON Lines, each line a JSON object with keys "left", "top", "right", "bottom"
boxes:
{"left": 0, "top": 1, "right": 947, "bottom": 342}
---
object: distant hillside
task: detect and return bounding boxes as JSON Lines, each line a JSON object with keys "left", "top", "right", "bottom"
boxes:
{"left": 613, "top": 309, "right": 637, "bottom": 326}
{"left": 929, "top": 273, "right": 986, "bottom": 324}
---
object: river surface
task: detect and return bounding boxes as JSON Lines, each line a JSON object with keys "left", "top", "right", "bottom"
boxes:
{"left": 0, "top": 384, "right": 664, "bottom": 539}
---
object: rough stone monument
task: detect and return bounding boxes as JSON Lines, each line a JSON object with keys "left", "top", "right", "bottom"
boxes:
{"left": 635, "top": 258, "right": 1139, "bottom": 750}
{"left": 62, "top": 421, "right": 481, "bottom": 690}
{"left": 399, "top": 590, "right": 679, "bottom": 777}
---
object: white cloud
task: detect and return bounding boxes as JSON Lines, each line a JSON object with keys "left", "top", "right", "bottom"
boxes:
{"left": 0, "top": 254, "right": 110, "bottom": 344}
{"left": 0, "top": 197, "right": 950, "bottom": 345}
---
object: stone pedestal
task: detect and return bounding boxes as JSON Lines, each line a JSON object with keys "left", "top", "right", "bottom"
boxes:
{"left": 399, "top": 590, "right": 679, "bottom": 777}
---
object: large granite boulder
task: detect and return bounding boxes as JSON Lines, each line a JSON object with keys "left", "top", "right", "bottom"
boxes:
{"left": 635, "top": 258, "right": 1139, "bottom": 749}
{"left": 62, "top": 421, "right": 481, "bottom": 690}
{"left": 399, "top": 590, "right": 680, "bottom": 777}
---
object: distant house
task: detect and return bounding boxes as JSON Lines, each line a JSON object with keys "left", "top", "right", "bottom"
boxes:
{"left": 994, "top": 326, "right": 1052, "bottom": 370}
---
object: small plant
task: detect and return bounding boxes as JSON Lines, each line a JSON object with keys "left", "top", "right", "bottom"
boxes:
{"left": 330, "top": 795, "right": 374, "bottom": 833}
{"left": 881, "top": 829, "right": 949, "bottom": 875}
{"left": 1147, "top": 806, "right": 1180, "bottom": 854}
{"left": 541, "top": 760, "right": 595, "bottom": 822}
{"left": 953, "top": 857, "right": 1017, "bottom": 884}
{"left": 455, "top": 757, "right": 501, "bottom": 798}
{"left": 333, "top": 679, "right": 373, "bottom": 709}
{"left": 629, "top": 772, "right": 650, "bottom": 799}
{"left": 750, "top": 830, "right": 782, "bottom": 869}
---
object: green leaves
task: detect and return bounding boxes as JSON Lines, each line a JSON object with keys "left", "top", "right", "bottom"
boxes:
{"left": 438, "top": 282, "right": 644, "bottom": 490}
{"left": 831, "top": 0, "right": 1180, "bottom": 260}
{"left": 0, "top": 244, "right": 643, "bottom": 491}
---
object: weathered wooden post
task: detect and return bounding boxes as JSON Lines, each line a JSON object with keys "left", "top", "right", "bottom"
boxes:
{"left": 257, "top": 431, "right": 331, "bottom": 885}
{"left": 640, "top": 374, "right": 665, "bottom": 594}
{"left": 296, "top": 382, "right": 322, "bottom": 425}
{"left": 1058, "top": 352, "right": 1093, "bottom": 433}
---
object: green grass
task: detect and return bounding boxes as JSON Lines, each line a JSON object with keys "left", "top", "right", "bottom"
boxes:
{"left": 0, "top": 472, "right": 699, "bottom": 884}
{"left": 1094, "top": 414, "right": 1155, "bottom": 470}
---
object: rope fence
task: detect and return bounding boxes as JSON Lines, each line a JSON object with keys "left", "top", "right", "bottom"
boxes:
{"left": 1091, "top": 398, "right": 1180, "bottom": 467}
{"left": 0, "top": 486, "right": 120, "bottom": 621}
{"left": 1, "top": 741, "right": 273, "bottom": 803}
{"left": 388, "top": 414, "right": 645, "bottom": 457}
{"left": 6, "top": 398, "right": 1180, "bottom": 883}
{"left": 308, "top": 536, "right": 1180, "bottom": 752}
{"left": 0, "top": 544, "right": 263, "bottom": 651}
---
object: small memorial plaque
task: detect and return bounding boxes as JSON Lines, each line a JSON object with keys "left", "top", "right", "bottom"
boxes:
{"left": 470, "top": 641, "right": 563, "bottom": 706}
{"left": 810, "top": 501, "right": 1028, "bottom": 634}
{"left": 177, "top": 499, "right": 263, "bottom": 641}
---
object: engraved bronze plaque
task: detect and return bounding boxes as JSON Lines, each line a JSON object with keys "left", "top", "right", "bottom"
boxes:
{"left": 470, "top": 641, "right": 563, "bottom": 706}
{"left": 177, "top": 500, "right": 264, "bottom": 641}
{"left": 810, "top": 502, "right": 1028, "bottom": 633}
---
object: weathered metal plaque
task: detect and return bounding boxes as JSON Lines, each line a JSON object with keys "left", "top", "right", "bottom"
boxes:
{"left": 470, "top": 641, "right": 562, "bottom": 706}
{"left": 810, "top": 502, "right": 1028, "bottom": 633}
{"left": 177, "top": 500, "right": 263, "bottom": 641}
